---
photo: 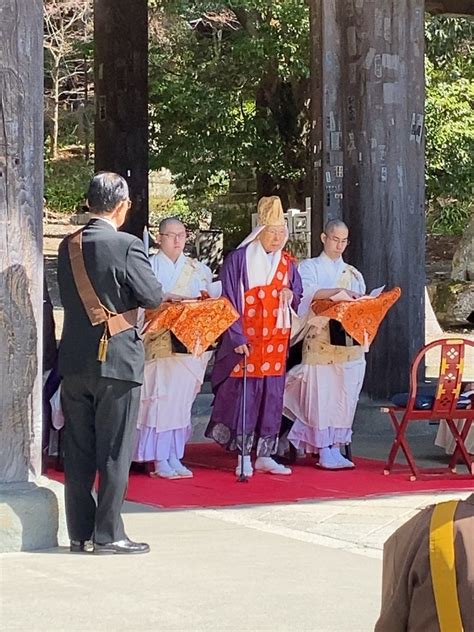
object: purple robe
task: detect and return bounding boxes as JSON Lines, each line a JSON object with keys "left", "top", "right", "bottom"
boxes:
{"left": 205, "top": 246, "right": 303, "bottom": 456}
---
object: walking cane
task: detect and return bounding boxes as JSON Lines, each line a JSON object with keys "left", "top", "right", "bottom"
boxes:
{"left": 237, "top": 353, "right": 249, "bottom": 483}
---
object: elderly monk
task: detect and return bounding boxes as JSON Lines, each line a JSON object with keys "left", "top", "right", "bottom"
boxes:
{"left": 283, "top": 220, "right": 365, "bottom": 469}
{"left": 134, "top": 217, "right": 215, "bottom": 479}
{"left": 375, "top": 493, "right": 474, "bottom": 632}
{"left": 205, "top": 196, "right": 303, "bottom": 477}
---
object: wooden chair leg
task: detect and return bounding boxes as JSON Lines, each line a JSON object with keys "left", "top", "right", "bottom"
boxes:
{"left": 397, "top": 427, "right": 420, "bottom": 480}
{"left": 447, "top": 419, "right": 474, "bottom": 475}
{"left": 384, "top": 413, "right": 402, "bottom": 473}
{"left": 385, "top": 415, "right": 420, "bottom": 480}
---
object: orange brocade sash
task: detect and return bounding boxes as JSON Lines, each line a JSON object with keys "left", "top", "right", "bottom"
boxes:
{"left": 143, "top": 297, "right": 239, "bottom": 356}
{"left": 311, "top": 287, "right": 401, "bottom": 346}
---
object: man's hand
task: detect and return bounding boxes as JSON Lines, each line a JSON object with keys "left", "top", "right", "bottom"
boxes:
{"left": 280, "top": 288, "right": 293, "bottom": 304}
{"left": 234, "top": 344, "right": 250, "bottom": 357}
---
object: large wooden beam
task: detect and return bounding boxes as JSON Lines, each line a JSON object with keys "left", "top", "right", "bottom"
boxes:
{"left": 310, "top": 0, "right": 426, "bottom": 398}
{"left": 94, "top": 0, "right": 149, "bottom": 237}
{"left": 0, "top": 0, "right": 44, "bottom": 481}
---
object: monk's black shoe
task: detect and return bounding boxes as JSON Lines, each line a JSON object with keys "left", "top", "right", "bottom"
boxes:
{"left": 94, "top": 539, "right": 150, "bottom": 555}
{"left": 70, "top": 539, "right": 94, "bottom": 553}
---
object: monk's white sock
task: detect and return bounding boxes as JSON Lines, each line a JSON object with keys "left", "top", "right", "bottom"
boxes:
{"left": 319, "top": 447, "right": 338, "bottom": 468}
{"left": 256, "top": 457, "right": 278, "bottom": 468}
{"left": 255, "top": 457, "right": 292, "bottom": 475}
{"left": 236, "top": 455, "right": 253, "bottom": 476}
{"left": 169, "top": 456, "right": 193, "bottom": 477}
{"left": 330, "top": 446, "right": 355, "bottom": 468}
{"left": 155, "top": 459, "right": 176, "bottom": 476}
{"left": 169, "top": 456, "right": 183, "bottom": 470}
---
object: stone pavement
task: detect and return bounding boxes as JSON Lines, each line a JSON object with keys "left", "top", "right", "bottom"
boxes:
{"left": 1, "top": 488, "right": 472, "bottom": 631}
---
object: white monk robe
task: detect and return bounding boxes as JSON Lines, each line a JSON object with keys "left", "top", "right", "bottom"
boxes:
{"left": 435, "top": 382, "right": 474, "bottom": 455}
{"left": 283, "top": 252, "right": 366, "bottom": 450}
{"left": 134, "top": 251, "right": 213, "bottom": 463}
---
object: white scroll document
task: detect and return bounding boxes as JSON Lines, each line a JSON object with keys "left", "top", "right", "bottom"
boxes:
{"left": 329, "top": 285, "right": 386, "bottom": 303}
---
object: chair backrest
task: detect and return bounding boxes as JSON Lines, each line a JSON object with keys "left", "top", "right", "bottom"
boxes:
{"left": 407, "top": 338, "right": 474, "bottom": 415}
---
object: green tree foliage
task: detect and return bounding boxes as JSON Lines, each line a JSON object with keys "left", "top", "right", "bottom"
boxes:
{"left": 425, "top": 16, "right": 473, "bottom": 235}
{"left": 150, "top": 5, "right": 473, "bottom": 236}
{"left": 44, "top": 150, "right": 93, "bottom": 214}
{"left": 148, "top": 1, "right": 310, "bottom": 208}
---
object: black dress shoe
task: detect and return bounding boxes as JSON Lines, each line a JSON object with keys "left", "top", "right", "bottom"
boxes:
{"left": 70, "top": 540, "right": 94, "bottom": 553}
{"left": 94, "top": 539, "right": 150, "bottom": 555}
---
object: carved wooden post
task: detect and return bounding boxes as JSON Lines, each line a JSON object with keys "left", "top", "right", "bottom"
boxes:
{"left": 309, "top": 0, "right": 426, "bottom": 397}
{"left": 94, "top": 0, "right": 149, "bottom": 238}
{"left": 0, "top": 0, "right": 44, "bottom": 482}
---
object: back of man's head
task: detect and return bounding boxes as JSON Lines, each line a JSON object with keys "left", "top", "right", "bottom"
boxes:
{"left": 87, "top": 172, "right": 129, "bottom": 214}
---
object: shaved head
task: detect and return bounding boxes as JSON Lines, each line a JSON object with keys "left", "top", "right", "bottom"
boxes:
{"left": 321, "top": 220, "right": 349, "bottom": 260}
{"left": 324, "top": 219, "right": 348, "bottom": 235}
{"left": 158, "top": 217, "right": 185, "bottom": 233}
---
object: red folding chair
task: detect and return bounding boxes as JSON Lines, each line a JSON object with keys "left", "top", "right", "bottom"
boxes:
{"left": 382, "top": 338, "right": 474, "bottom": 481}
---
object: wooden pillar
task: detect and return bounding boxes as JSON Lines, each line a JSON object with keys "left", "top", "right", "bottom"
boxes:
{"left": 94, "top": 0, "right": 149, "bottom": 237}
{"left": 310, "top": 0, "right": 426, "bottom": 397}
{"left": 309, "top": 0, "right": 345, "bottom": 255}
{"left": 0, "top": 0, "right": 44, "bottom": 482}
{"left": 308, "top": 0, "right": 324, "bottom": 253}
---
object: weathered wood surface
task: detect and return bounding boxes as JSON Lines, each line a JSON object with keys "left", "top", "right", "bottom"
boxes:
{"left": 310, "top": 0, "right": 425, "bottom": 397}
{"left": 308, "top": 0, "right": 326, "bottom": 251}
{"left": 0, "top": 0, "right": 43, "bottom": 482}
{"left": 94, "top": 0, "right": 149, "bottom": 238}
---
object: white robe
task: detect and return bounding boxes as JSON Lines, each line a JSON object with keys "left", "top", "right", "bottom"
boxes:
{"left": 435, "top": 420, "right": 474, "bottom": 455}
{"left": 283, "top": 253, "right": 366, "bottom": 451}
{"left": 134, "top": 252, "right": 213, "bottom": 462}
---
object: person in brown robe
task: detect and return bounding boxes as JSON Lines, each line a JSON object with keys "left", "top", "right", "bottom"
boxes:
{"left": 375, "top": 493, "right": 474, "bottom": 632}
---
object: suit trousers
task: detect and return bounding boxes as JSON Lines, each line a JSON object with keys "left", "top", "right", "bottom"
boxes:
{"left": 61, "top": 375, "right": 141, "bottom": 544}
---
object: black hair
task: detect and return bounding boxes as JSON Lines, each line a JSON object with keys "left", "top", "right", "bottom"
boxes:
{"left": 86, "top": 172, "right": 129, "bottom": 214}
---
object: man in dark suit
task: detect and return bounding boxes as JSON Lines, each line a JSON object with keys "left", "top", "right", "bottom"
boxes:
{"left": 58, "top": 172, "right": 162, "bottom": 555}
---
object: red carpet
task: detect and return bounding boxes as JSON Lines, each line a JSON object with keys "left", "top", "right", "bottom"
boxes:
{"left": 47, "top": 443, "right": 474, "bottom": 509}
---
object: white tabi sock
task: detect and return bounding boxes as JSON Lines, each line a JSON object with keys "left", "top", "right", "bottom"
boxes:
{"left": 319, "top": 447, "right": 339, "bottom": 468}
{"left": 169, "top": 456, "right": 193, "bottom": 477}
{"left": 255, "top": 457, "right": 292, "bottom": 475}
{"left": 236, "top": 455, "right": 253, "bottom": 476}
{"left": 330, "top": 446, "right": 355, "bottom": 468}
{"left": 155, "top": 460, "right": 176, "bottom": 476}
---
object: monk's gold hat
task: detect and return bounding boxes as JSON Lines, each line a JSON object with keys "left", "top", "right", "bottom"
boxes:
{"left": 257, "top": 196, "right": 285, "bottom": 227}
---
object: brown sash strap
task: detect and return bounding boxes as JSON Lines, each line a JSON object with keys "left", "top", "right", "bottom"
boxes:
{"left": 67, "top": 229, "right": 138, "bottom": 337}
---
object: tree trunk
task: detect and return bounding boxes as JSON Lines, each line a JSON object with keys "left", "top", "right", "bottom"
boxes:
{"left": 309, "top": 0, "right": 426, "bottom": 397}
{"left": 308, "top": 0, "right": 321, "bottom": 254}
{"left": 94, "top": 0, "right": 149, "bottom": 238}
{"left": 0, "top": 0, "right": 44, "bottom": 482}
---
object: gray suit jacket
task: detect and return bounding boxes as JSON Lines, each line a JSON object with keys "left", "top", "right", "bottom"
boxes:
{"left": 58, "top": 218, "right": 162, "bottom": 384}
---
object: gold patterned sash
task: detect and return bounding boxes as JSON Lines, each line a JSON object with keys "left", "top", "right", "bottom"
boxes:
{"left": 303, "top": 264, "right": 364, "bottom": 366}
{"left": 143, "top": 257, "right": 197, "bottom": 360}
